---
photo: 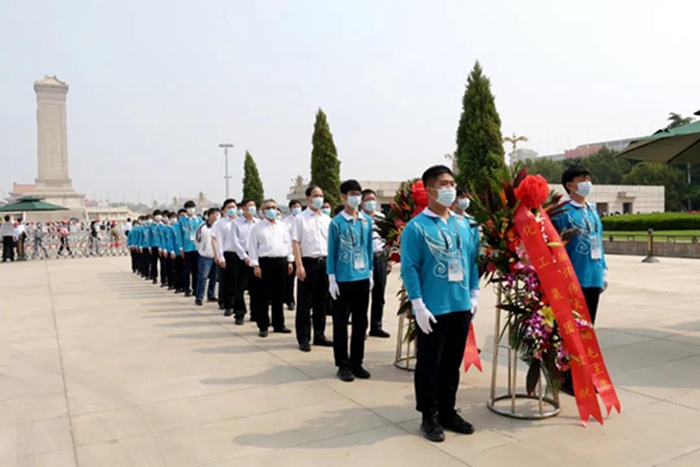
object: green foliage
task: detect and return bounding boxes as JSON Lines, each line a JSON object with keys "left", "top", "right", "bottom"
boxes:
{"left": 242, "top": 151, "right": 265, "bottom": 205}
{"left": 520, "top": 157, "right": 563, "bottom": 183}
{"left": 621, "top": 162, "right": 689, "bottom": 212}
{"left": 455, "top": 61, "right": 506, "bottom": 194}
{"left": 601, "top": 213, "right": 700, "bottom": 231}
{"left": 310, "top": 109, "right": 342, "bottom": 207}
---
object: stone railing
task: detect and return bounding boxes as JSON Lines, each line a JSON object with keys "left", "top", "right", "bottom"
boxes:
{"left": 604, "top": 235, "right": 700, "bottom": 259}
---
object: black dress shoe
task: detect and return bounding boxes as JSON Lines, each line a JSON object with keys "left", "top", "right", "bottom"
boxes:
{"left": 184, "top": 291, "right": 191, "bottom": 297}
{"left": 299, "top": 342, "right": 311, "bottom": 352}
{"left": 352, "top": 366, "right": 371, "bottom": 379}
{"left": 439, "top": 412, "right": 475, "bottom": 435}
{"left": 313, "top": 337, "right": 334, "bottom": 347}
{"left": 421, "top": 415, "right": 445, "bottom": 443}
{"left": 160, "top": 283, "right": 167, "bottom": 288}
{"left": 273, "top": 327, "right": 292, "bottom": 334}
{"left": 234, "top": 316, "right": 244, "bottom": 325}
{"left": 337, "top": 367, "right": 354, "bottom": 382}
{"left": 286, "top": 302, "right": 295, "bottom": 311}
{"left": 369, "top": 329, "right": 391, "bottom": 339}
{"left": 223, "top": 309, "right": 233, "bottom": 317}
{"left": 195, "top": 299, "right": 203, "bottom": 306}
{"left": 259, "top": 329, "right": 269, "bottom": 338}
{"left": 152, "top": 279, "right": 158, "bottom": 284}
{"left": 208, "top": 297, "right": 218, "bottom": 303}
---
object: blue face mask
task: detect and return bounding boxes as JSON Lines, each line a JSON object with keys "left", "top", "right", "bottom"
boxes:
{"left": 321, "top": 208, "right": 331, "bottom": 216}
{"left": 311, "top": 197, "right": 324, "bottom": 210}
{"left": 247, "top": 206, "right": 257, "bottom": 217}
{"left": 434, "top": 188, "right": 457, "bottom": 207}
{"left": 292, "top": 207, "right": 302, "bottom": 216}
{"left": 265, "top": 209, "right": 277, "bottom": 220}
{"left": 227, "top": 208, "right": 237, "bottom": 217}
{"left": 575, "top": 181, "right": 593, "bottom": 198}
{"left": 457, "top": 198, "right": 470, "bottom": 211}
{"left": 237, "top": 209, "right": 243, "bottom": 216}
{"left": 363, "top": 200, "right": 377, "bottom": 213}
{"left": 347, "top": 195, "right": 362, "bottom": 209}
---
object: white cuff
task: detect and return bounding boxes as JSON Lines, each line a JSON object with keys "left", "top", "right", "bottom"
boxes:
{"left": 411, "top": 297, "right": 425, "bottom": 309}
{"left": 470, "top": 289, "right": 480, "bottom": 301}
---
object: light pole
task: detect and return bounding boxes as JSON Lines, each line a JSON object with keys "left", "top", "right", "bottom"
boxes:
{"left": 219, "top": 143, "right": 234, "bottom": 199}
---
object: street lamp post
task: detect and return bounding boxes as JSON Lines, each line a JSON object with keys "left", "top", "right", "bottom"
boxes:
{"left": 219, "top": 143, "right": 234, "bottom": 199}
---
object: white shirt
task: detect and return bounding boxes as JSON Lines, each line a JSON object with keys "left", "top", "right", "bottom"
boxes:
{"left": 124, "top": 221, "right": 133, "bottom": 232}
{"left": 195, "top": 222, "right": 215, "bottom": 258}
{"left": 233, "top": 216, "right": 259, "bottom": 261}
{"left": 248, "top": 219, "right": 294, "bottom": 267}
{"left": 364, "top": 210, "right": 385, "bottom": 253}
{"left": 292, "top": 208, "right": 330, "bottom": 258}
{"left": 0, "top": 222, "right": 14, "bottom": 237}
{"left": 211, "top": 217, "right": 238, "bottom": 262}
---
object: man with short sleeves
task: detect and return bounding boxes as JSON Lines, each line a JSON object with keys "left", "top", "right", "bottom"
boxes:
{"left": 232, "top": 199, "right": 259, "bottom": 322}
{"left": 212, "top": 199, "right": 239, "bottom": 319}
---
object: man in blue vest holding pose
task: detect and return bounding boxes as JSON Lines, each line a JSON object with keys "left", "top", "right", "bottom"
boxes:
{"left": 401, "top": 165, "right": 480, "bottom": 443}
{"left": 177, "top": 201, "right": 203, "bottom": 297}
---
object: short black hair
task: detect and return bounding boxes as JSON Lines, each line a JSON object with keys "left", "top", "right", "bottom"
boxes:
{"left": 241, "top": 199, "right": 255, "bottom": 207}
{"left": 305, "top": 185, "right": 322, "bottom": 197}
{"left": 126, "top": 218, "right": 131, "bottom": 222}
{"left": 422, "top": 165, "right": 453, "bottom": 188}
{"left": 340, "top": 179, "right": 362, "bottom": 195}
{"left": 208, "top": 207, "right": 221, "bottom": 214}
{"left": 262, "top": 198, "right": 276, "bottom": 206}
{"left": 289, "top": 199, "right": 302, "bottom": 209}
{"left": 361, "top": 189, "right": 376, "bottom": 200}
{"left": 562, "top": 165, "right": 592, "bottom": 193}
{"left": 222, "top": 198, "right": 236, "bottom": 209}
{"left": 184, "top": 200, "right": 196, "bottom": 208}
{"left": 153, "top": 209, "right": 161, "bottom": 216}
{"left": 4, "top": 215, "right": 10, "bottom": 221}
{"left": 334, "top": 205, "right": 345, "bottom": 215}
{"left": 177, "top": 209, "right": 186, "bottom": 215}
{"left": 161, "top": 210, "right": 170, "bottom": 216}
{"left": 456, "top": 186, "right": 466, "bottom": 198}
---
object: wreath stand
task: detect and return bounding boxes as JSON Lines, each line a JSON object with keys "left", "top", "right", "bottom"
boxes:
{"left": 394, "top": 314, "right": 416, "bottom": 371}
{"left": 487, "top": 284, "right": 561, "bottom": 419}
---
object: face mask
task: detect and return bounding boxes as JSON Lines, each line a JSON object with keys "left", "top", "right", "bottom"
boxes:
{"left": 187, "top": 208, "right": 195, "bottom": 216}
{"left": 458, "top": 198, "right": 470, "bottom": 211}
{"left": 347, "top": 195, "right": 362, "bottom": 209}
{"left": 363, "top": 200, "right": 377, "bottom": 213}
{"left": 146, "top": 219, "right": 153, "bottom": 225}
{"left": 214, "top": 214, "right": 221, "bottom": 222}
{"left": 237, "top": 209, "right": 243, "bottom": 216}
{"left": 155, "top": 215, "right": 162, "bottom": 221}
{"left": 227, "top": 208, "right": 237, "bottom": 217}
{"left": 433, "top": 188, "right": 457, "bottom": 207}
{"left": 170, "top": 218, "right": 177, "bottom": 224}
{"left": 292, "top": 207, "right": 302, "bottom": 216}
{"left": 247, "top": 206, "right": 257, "bottom": 217}
{"left": 311, "top": 197, "right": 324, "bottom": 210}
{"left": 321, "top": 208, "right": 331, "bottom": 216}
{"left": 575, "top": 181, "right": 593, "bottom": 198}
{"left": 265, "top": 209, "right": 277, "bottom": 220}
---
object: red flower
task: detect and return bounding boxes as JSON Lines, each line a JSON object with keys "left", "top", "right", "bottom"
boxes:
{"left": 514, "top": 175, "right": 549, "bottom": 209}
{"left": 394, "top": 219, "right": 405, "bottom": 228}
{"left": 411, "top": 181, "right": 428, "bottom": 210}
{"left": 389, "top": 252, "right": 401, "bottom": 263}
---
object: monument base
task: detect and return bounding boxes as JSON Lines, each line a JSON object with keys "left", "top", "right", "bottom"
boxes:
{"left": 26, "top": 190, "right": 88, "bottom": 222}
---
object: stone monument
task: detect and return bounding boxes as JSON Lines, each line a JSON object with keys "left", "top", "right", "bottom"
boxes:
{"left": 33, "top": 75, "right": 87, "bottom": 220}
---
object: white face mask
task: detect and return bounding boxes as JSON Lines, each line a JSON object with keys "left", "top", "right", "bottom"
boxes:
{"left": 186, "top": 208, "right": 195, "bottom": 216}
{"left": 347, "top": 195, "right": 362, "bottom": 209}
{"left": 457, "top": 198, "right": 470, "bottom": 211}
{"left": 575, "top": 181, "right": 593, "bottom": 198}
{"left": 432, "top": 187, "right": 457, "bottom": 207}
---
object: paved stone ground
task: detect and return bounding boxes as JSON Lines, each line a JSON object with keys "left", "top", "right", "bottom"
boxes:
{"left": 1, "top": 255, "right": 700, "bottom": 467}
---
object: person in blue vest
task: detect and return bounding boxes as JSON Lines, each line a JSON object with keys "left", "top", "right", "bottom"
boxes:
{"left": 140, "top": 215, "right": 152, "bottom": 280}
{"left": 327, "top": 179, "right": 374, "bottom": 383}
{"left": 166, "top": 211, "right": 181, "bottom": 290}
{"left": 157, "top": 211, "right": 171, "bottom": 288}
{"left": 128, "top": 219, "right": 140, "bottom": 273}
{"left": 172, "top": 209, "right": 187, "bottom": 292}
{"left": 552, "top": 164, "right": 609, "bottom": 396}
{"left": 401, "top": 165, "right": 480, "bottom": 443}
{"left": 177, "top": 201, "right": 203, "bottom": 297}
{"left": 148, "top": 210, "right": 162, "bottom": 284}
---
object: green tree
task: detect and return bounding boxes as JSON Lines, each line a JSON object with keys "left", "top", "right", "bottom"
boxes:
{"left": 242, "top": 151, "right": 265, "bottom": 205}
{"left": 455, "top": 61, "right": 506, "bottom": 194}
{"left": 521, "top": 157, "right": 563, "bottom": 183}
{"left": 622, "top": 162, "right": 688, "bottom": 212}
{"left": 667, "top": 112, "right": 694, "bottom": 129}
{"left": 310, "top": 108, "right": 342, "bottom": 207}
{"left": 584, "top": 147, "right": 635, "bottom": 185}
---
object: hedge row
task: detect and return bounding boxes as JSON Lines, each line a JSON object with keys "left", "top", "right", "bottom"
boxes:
{"left": 601, "top": 213, "right": 700, "bottom": 231}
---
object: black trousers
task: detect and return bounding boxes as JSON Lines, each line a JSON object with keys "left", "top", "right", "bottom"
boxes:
{"left": 173, "top": 256, "right": 183, "bottom": 290}
{"left": 222, "top": 252, "right": 237, "bottom": 311}
{"left": 149, "top": 247, "right": 159, "bottom": 281}
{"left": 58, "top": 237, "right": 72, "bottom": 255}
{"left": 371, "top": 254, "right": 388, "bottom": 332}
{"left": 233, "top": 255, "right": 253, "bottom": 319}
{"left": 563, "top": 287, "right": 602, "bottom": 390}
{"left": 159, "top": 255, "right": 168, "bottom": 285}
{"left": 140, "top": 249, "right": 150, "bottom": 276}
{"left": 333, "top": 279, "right": 370, "bottom": 369}
{"left": 255, "top": 257, "right": 287, "bottom": 331}
{"left": 415, "top": 310, "right": 472, "bottom": 416}
{"left": 295, "top": 258, "right": 329, "bottom": 345}
{"left": 2, "top": 236, "right": 13, "bottom": 261}
{"left": 285, "top": 262, "right": 296, "bottom": 306}
{"left": 130, "top": 249, "right": 137, "bottom": 272}
{"left": 182, "top": 251, "right": 199, "bottom": 294}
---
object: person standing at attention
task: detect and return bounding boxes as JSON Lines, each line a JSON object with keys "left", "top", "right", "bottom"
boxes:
{"left": 248, "top": 199, "right": 294, "bottom": 337}
{"left": 292, "top": 186, "right": 333, "bottom": 352}
{"left": 361, "top": 189, "right": 391, "bottom": 339}
{"left": 284, "top": 199, "right": 303, "bottom": 311}
{"left": 1, "top": 216, "right": 15, "bottom": 262}
{"left": 177, "top": 201, "right": 203, "bottom": 297}
{"left": 194, "top": 208, "right": 220, "bottom": 306}
{"left": 212, "top": 199, "right": 239, "bottom": 318}
{"left": 401, "top": 165, "right": 480, "bottom": 443}
{"left": 327, "top": 180, "right": 374, "bottom": 382}
{"left": 232, "top": 199, "right": 259, "bottom": 323}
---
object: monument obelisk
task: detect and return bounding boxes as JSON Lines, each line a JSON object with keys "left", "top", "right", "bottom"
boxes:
{"left": 33, "top": 75, "right": 86, "bottom": 220}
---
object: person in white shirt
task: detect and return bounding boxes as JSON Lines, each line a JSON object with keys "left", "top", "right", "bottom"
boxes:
{"left": 232, "top": 199, "right": 259, "bottom": 322}
{"left": 1, "top": 216, "right": 15, "bottom": 262}
{"left": 212, "top": 198, "right": 240, "bottom": 320}
{"left": 284, "top": 199, "right": 303, "bottom": 310}
{"left": 292, "top": 186, "right": 334, "bottom": 352}
{"left": 361, "top": 189, "right": 391, "bottom": 339}
{"left": 248, "top": 199, "right": 294, "bottom": 338}
{"left": 194, "top": 209, "right": 220, "bottom": 306}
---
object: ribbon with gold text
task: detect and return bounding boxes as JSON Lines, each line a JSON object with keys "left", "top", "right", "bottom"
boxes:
{"left": 463, "top": 323, "right": 482, "bottom": 372}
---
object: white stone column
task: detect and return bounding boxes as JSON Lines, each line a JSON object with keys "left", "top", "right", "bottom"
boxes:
{"left": 34, "top": 76, "right": 72, "bottom": 191}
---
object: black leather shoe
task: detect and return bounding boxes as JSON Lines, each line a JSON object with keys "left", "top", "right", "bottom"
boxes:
{"left": 223, "top": 309, "right": 233, "bottom": 317}
{"left": 273, "top": 327, "right": 292, "bottom": 334}
{"left": 421, "top": 415, "right": 445, "bottom": 443}
{"left": 234, "top": 316, "right": 244, "bottom": 326}
{"left": 208, "top": 297, "right": 218, "bottom": 303}
{"left": 286, "top": 302, "right": 295, "bottom": 311}
{"left": 352, "top": 366, "right": 371, "bottom": 379}
{"left": 184, "top": 291, "right": 191, "bottom": 297}
{"left": 299, "top": 342, "right": 311, "bottom": 352}
{"left": 439, "top": 412, "right": 475, "bottom": 435}
{"left": 259, "top": 329, "right": 269, "bottom": 338}
{"left": 369, "top": 329, "right": 391, "bottom": 339}
{"left": 337, "top": 367, "right": 354, "bottom": 382}
{"left": 195, "top": 299, "right": 203, "bottom": 306}
{"left": 313, "top": 337, "right": 334, "bottom": 347}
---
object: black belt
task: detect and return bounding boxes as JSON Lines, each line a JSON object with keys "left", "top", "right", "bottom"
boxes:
{"left": 302, "top": 257, "right": 326, "bottom": 263}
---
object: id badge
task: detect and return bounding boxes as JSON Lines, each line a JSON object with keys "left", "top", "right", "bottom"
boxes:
{"left": 448, "top": 257, "right": 464, "bottom": 282}
{"left": 353, "top": 254, "right": 366, "bottom": 270}
{"left": 590, "top": 235, "right": 602, "bottom": 260}
{"left": 189, "top": 232, "right": 195, "bottom": 242}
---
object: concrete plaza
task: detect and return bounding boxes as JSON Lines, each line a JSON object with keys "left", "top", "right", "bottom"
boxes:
{"left": 1, "top": 255, "right": 700, "bottom": 466}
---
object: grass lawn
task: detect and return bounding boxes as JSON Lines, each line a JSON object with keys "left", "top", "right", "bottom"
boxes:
{"left": 607, "top": 230, "right": 700, "bottom": 242}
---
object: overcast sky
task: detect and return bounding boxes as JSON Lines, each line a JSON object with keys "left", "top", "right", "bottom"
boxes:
{"left": 1, "top": 0, "right": 698, "bottom": 205}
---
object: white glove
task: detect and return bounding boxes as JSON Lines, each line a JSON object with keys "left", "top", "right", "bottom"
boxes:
{"left": 470, "top": 289, "right": 480, "bottom": 316}
{"left": 328, "top": 274, "right": 340, "bottom": 300}
{"left": 369, "top": 275, "right": 374, "bottom": 292}
{"left": 411, "top": 298, "right": 437, "bottom": 334}
{"left": 602, "top": 269, "right": 609, "bottom": 292}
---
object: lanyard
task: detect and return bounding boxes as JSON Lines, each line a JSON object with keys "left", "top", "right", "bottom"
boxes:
{"left": 575, "top": 205, "right": 598, "bottom": 235}
{"left": 347, "top": 217, "right": 364, "bottom": 249}
{"left": 431, "top": 216, "right": 462, "bottom": 252}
